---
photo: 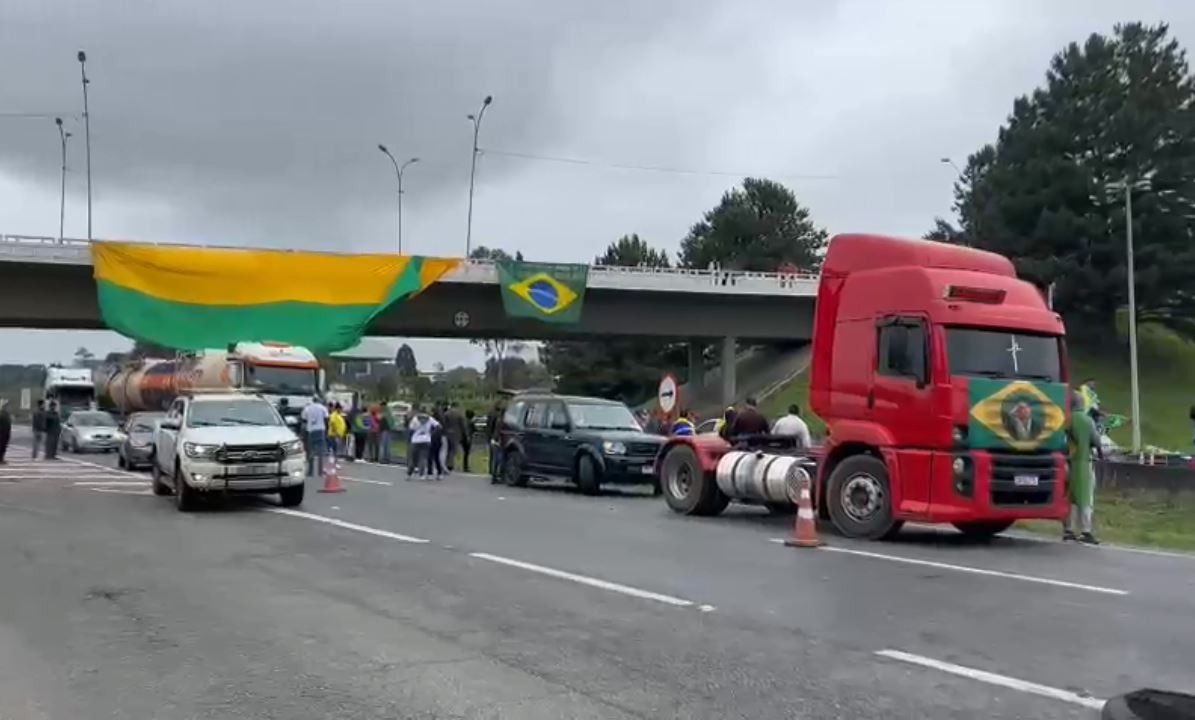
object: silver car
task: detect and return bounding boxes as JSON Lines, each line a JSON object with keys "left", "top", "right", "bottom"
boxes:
{"left": 118, "top": 412, "right": 164, "bottom": 469}
{"left": 61, "top": 410, "right": 126, "bottom": 454}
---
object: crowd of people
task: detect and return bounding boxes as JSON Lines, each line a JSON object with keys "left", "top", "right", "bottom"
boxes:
{"left": 637, "top": 396, "right": 813, "bottom": 448}
{"left": 0, "top": 399, "right": 63, "bottom": 464}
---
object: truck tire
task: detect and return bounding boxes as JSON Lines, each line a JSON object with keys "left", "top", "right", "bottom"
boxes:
{"left": 278, "top": 483, "right": 304, "bottom": 507}
{"left": 174, "top": 463, "right": 198, "bottom": 512}
{"left": 826, "top": 454, "right": 898, "bottom": 540}
{"left": 503, "top": 450, "right": 529, "bottom": 488}
{"left": 660, "top": 445, "right": 729, "bottom": 516}
{"left": 953, "top": 520, "right": 1015, "bottom": 539}
{"left": 151, "top": 458, "right": 172, "bottom": 496}
{"left": 575, "top": 454, "right": 601, "bottom": 496}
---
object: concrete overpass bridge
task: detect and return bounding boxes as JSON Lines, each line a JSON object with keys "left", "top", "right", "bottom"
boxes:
{"left": 0, "top": 234, "right": 818, "bottom": 404}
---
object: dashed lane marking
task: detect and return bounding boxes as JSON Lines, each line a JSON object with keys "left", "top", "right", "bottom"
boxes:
{"left": 339, "top": 475, "right": 393, "bottom": 486}
{"left": 469, "top": 552, "right": 696, "bottom": 608}
{"left": 875, "top": 649, "right": 1105, "bottom": 710}
{"left": 264, "top": 508, "right": 430, "bottom": 544}
{"left": 73, "top": 480, "right": 151, "bottom": 487}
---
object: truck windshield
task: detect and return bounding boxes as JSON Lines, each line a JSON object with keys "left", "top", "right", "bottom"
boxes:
{"left": 188, "top": 400, "right": 283, "bottom": 428}
{"left": 246, "top": 365, "right": 317, "bottom": 395}
{"left": 54, "top": 386, "right": 95, "bottom": 408}
{"left": 945, "top": 328, "right": 1063, "bottom": 382}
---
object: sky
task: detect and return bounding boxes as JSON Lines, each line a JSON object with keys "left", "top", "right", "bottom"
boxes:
{"left": 1, "top": 0, "right": 1192, "bottom": 368}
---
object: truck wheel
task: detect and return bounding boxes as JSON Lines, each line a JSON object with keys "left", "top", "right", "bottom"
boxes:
{"left": 953, "top": 520, "right": 1014, "bottom": 539}
{"left": 827, "top": 455, "right": 897, "bottom": 540}
{"left": 151, "top": 459, "right": 172, "bottom": 496}
{"left": 503, "top": 450, "right": 528, "bottom": 488}
{"left": 174, "top": 464, "right": 198, "bottom": 512}
{"left": 279, "top": 483, "right": 304, "bottom": 507}
{"left": 575, "top": 454, "right": 601, "bottom": 496}
{"left": 660, "top": 445, "right": 728, "bottom": 516}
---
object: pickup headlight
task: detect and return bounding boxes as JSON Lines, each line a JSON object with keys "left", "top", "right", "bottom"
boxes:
{"left": 282, "top": 439, "right": 304, "bottom": 456}
{"left": 602, "top": 440, "right": 627, "bottom": 455}
{"left": 183, "top": 442, "right": 219, "bottom": 459}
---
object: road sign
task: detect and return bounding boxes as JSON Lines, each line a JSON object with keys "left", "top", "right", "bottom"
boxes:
{"left": 19, "top": 387, "right": 31, "bottom": 410}
{"left": 657, "top": 374, "right": 678, "bottom": 414}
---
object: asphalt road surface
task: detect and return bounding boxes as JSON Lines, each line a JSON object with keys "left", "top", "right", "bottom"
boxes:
{"left": 1, "top": 427, "right": 1192, "bottom": 719}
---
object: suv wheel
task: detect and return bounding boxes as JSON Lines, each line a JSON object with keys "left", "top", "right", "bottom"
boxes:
{"left": 575, "top": 454, "right": 601, "bottom": 496}
{"left": 174, "top": 463, "right": 198, "bottom": 512}
{"left": 503, "top": 450, "right": 528, "bottom": 487}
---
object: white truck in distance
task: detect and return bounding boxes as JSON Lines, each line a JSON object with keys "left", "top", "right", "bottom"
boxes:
{"left": 151, "top": 392, "right": 306, "bottom": 511}
{"left": 43, "top": 366, "right": 96, "bottom": 416}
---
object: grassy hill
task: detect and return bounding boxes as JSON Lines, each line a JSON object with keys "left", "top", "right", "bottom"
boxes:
{"left": 759, "top": 323, "right": 1195, "bottom": 452}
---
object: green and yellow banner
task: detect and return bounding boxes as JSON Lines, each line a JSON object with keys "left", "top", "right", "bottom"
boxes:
{"left": 967, "top": 378, "right": 1067, "bottom": 452}
{"left": 92, "top": 242, "right": 459, "bottom": 353}
{"left": 496, "top": 260, "right": 588, "bottom": 324}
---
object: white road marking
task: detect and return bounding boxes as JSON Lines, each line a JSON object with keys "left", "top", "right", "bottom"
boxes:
{"left": 818, "top": 546, "right": 1128, "bottom": 596}
{"left": 875, "top": 649, "right": 1106, "bottom": 710}
{"left": 72, "top": 480, "right": 151, "bottom": 487}
{"left": 59, "top": 456, "right": 146, "bottom": 478}
{"left": 340, "top": 475, "right": 393, "bottom": 486}
{"left": 469, "top": 552, "right": 696, "bottom": 608}
{"left": 264, "top": 508, "right": 429, "bottom": 544}
{"left": 89, "top": 487, "right": 154, "bottom": 496}
{"left": 1, "top": 474, "right": 135, "bottom": 481}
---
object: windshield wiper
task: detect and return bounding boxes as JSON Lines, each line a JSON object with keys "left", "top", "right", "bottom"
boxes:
{"left": 217, "top": 417, "right": 265, "bottom": 426}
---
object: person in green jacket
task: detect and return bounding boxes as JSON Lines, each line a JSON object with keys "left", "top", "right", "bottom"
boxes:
{"left": 1065, "top": 390, "right": 1102, "bottom": 545}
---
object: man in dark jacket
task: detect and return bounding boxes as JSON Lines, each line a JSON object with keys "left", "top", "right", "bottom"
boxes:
{"left": 442, "top": 402, "right": 469, "bottom": 472}
{"left": 0, "top": 400, "right": 12, "bottom": 464}
{"left": 31, "top": 400, "right": 46, "bottom": 459}
{"left": 44, "top": 401, "right": 62, "bottom": 460}
{"left": 462, "top": 409, "right": 476, "bottom": 473}
{"left": 728, "top": 396, "right": 770, "bottom": 437}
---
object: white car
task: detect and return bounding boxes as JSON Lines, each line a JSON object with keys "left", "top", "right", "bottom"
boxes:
{"left": 151, "top": 393, "right": 306, "bottom": 511}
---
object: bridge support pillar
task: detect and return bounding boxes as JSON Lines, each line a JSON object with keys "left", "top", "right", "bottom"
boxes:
{"left": 687, "top": 340, "right": 704, "bottom": 391}
{"left": 720, "top": 336, "right": 736, "bottom": 406}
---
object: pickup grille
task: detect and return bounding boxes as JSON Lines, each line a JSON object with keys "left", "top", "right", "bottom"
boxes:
{"left": 989, "top": 451, "right": 1056, "bottom": 506}
{"left": 215, "top": 444, "right": 284, "bottom": 464}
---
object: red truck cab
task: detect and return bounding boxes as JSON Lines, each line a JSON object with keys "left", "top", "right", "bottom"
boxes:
{"left": 811, "top": 234, "right": 1070, "bottom": 538}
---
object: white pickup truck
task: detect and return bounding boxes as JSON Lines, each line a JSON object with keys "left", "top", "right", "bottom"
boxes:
{"left": 151, "top": 392, "right": 307, "bottom": 511}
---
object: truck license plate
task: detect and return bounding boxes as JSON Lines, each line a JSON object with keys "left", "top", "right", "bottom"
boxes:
{"left": 1013, "top": 474, "right": 1040, "bottom": 487}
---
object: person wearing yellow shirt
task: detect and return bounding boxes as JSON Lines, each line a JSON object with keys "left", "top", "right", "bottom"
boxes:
{"left": 328, "top": 403, "right": 349, "bottom": 459}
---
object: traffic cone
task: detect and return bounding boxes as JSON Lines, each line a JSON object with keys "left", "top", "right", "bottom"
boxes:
{"left": 318, "top": 454, "right": 346, "bottom": 494}
{"left": 784, "top": 473, "right": 822, "bottom": 548}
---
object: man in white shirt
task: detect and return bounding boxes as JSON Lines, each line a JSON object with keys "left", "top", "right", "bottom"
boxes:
{"left": 407, "top": 410, "right": 441, "bottom": 480}
{"left": 300, "top": 398, "right": 330, "bottom": 477}
{"left": 771, "top": 404, "right": 812, "bottom": 449}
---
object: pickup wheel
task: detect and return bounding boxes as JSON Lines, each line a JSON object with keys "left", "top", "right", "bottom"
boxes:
{"left": 174, "top": 463, "right": 198, "bottom": 512}
{"left": 503, "top": 450, "right": 528, "bottom": 488}
{"left": 660, "top": 445, "right": 729, "bottom": 516}
{"left": 278, "top": 483, "right": 304, "bottom": 508}
{"left": 827, "top": 454, "right": 898, "bottom": 540}
{"left": 953, "top": 520, "right": 1015, "bottom": 539}
{"left": 575, "top": 454, "right": 601, "bottom": 496}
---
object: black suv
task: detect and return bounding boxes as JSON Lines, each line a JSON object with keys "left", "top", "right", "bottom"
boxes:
{"left": 498, "top": 393, "right": 664, "bottom": 494}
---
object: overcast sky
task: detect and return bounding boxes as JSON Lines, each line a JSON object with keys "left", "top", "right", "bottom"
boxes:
{"left": 2, "top": 0, "right": 1192, "bottom": 368}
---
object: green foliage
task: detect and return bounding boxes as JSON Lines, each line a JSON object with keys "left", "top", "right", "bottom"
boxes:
{"left": 597, "top": 234, "right": 670, "bottom": 267}
{"left": 951, "top": 22, "right": 1195, "bottom": 340}
{"left": 679, "top": 177, "right": 827, "bottom": 272}
{"left": 394, "top": 343, "right": 418, "bottom": 379}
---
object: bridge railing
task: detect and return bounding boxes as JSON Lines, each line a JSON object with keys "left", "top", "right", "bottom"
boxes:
{"left": 0, "top": 234, "right": 819, "bottom": 295}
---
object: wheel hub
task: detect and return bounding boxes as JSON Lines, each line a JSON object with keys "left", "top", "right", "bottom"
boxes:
{"left": 669, "top": 463, "right": 692, "bottom": 498}
{"left": 841, "top": 473, "right": 883, "bottom": 522}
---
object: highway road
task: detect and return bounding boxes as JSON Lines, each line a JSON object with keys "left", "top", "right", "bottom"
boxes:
{"left": 1, "top": 427, "right": 1191, "bottom": 719}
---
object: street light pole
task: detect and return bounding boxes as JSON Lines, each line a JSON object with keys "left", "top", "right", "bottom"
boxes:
{"left": 77, "top": 50, "right": 92, "bottom": 241}
{"left": 465, "top": 94, "right": 493, "bottom": 257}
{"left": 54, "top": 117, "right": 71, "bottom": 241}
{"left": 1124, "top": 184, "right": 1142, "bottom": 454}
{"left": 377, "top": 146, "right": 419, "bottom": 254}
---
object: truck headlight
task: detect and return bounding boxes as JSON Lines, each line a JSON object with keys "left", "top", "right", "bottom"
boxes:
{"left": 282, "top": 439, "right": 304, "bottom": 456}
{"left": 952, "top": 426, "right": 967, "bottom": 445}
{"left": 183, "top": 442, "right": 219, "bottom": 459}
{"left": 602, "top": 440, "right": 627, "bottom": 455}
{"left": 952, "top": 457, "right": 966, "bottom": 475}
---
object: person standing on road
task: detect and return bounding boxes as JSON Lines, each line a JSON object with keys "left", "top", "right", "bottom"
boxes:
{"left": 0, "top": 399, "right": 11, "bottom": 465}
{"left": 729, "top": 396, "right": 770, "bottom": 437}
{"left": 406, "top": 408, "right": 435, "bottom": 480}
{"left": 428, "top": 407, "right": 447, "bottom": 478}
{"left": 487, "top": 399, "right": 506, "bottom": 484}
{"left": 44, "top": 401, "right": 61, "bottom": 460}
{"left": 442, "top": 402, "right": 468, "bottom": 472}
{"left": 328, "top": 403, "right": 348, "bottom": 459}
{"left": 379, "top": 404, "right": 395, "bottom": 465}
{"left": 348, "top": 405, "right": 366, "bottom": 461}
{"left": 462, "top": 409, "right": 476, "bottom": 473}
{"left": 31, "top": 400, "right": 46, "bottom": 459}
{"left": 771, "top": 404, "right": 812, "bottom": 449}
{"left": 300, "top": 398, "right": 329, "bottom": 478}
{"left": 1064, "top": 391, "right": 1102, "bottom": 545}
{"left": 366, "top": 405, "right": 382, "bottom": 462}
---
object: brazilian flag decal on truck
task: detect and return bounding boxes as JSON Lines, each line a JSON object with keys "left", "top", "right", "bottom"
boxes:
{"left": 968, "top": 378, "right": 1067, "bottom": 452}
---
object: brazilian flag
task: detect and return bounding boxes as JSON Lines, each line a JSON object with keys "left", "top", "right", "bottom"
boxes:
{"left": 967, "top": 378, "right": 1068, "bottom": 452}
{"left": 497, "top": 261, "right": 589, "bottom": 324}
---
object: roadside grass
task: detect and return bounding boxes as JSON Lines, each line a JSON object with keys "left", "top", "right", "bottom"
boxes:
{"left": 1018, "top": 491, "right": 1195, "bottom": 552}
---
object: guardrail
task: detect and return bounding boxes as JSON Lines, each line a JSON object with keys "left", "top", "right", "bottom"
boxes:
{"left": 0, "top": 233, "right": 820, "bottom": 296}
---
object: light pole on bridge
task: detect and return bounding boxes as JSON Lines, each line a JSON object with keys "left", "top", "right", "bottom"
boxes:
{"left": 465, "top": 94, "right": 493, "bottom": 257}
{"left": 378, "top": 145, "right": 419, "bottom": 254}
{"left": 54, "top": 117, "right": 71, "bottom": 241}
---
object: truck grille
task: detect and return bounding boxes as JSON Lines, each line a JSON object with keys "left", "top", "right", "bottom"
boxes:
{"left": 215, "top": 444, "right": 284, "bottom": 464}
{"left": 989, "top": 451, "right": 1056, "bottom": 506}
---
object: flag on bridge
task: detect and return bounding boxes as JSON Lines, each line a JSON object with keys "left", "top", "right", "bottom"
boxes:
{"left": 496, "top": 261, "right": 589, "bottom": 324}
{"left": 91, "top": 242, "right": 460, "bottom": 353}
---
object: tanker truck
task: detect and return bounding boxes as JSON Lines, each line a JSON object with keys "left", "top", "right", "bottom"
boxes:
{"left": 97, "top": 343, "right": 323, "bottom": 425}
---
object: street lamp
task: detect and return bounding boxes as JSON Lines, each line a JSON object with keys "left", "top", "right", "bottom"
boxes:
{"left": 377, "top": 144, "right": 419, "bottom": 254}
{"left": 465, "top": 94, "right": 493, "bottom": 256}
{"left": 940, "top": 157, "right": 964, "bottom": 180}
{"left": 54, "top": 117, "right": 71, "bottom": 241}
{"left": 1105, "top": 177, "right": 1152, "bottom": 454}
{"left": 77, "top": 50, "right": 92, "bottom": 241}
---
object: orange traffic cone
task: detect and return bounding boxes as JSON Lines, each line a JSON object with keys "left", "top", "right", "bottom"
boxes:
{"left": 318, "top": 455, "right": 346, "bottom": 494}
{"left": 784, "top": 473, "right": 822, "bottom": 548}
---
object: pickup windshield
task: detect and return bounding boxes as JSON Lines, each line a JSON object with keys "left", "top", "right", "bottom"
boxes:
{"left": 567, "top": 403, "right": 641, "bottom": 431}
{"left": 945, "top": 328, "right": 1063, "bottom": 382}
{"left": 188, "top": 400, "right": 283, "bottom": 428}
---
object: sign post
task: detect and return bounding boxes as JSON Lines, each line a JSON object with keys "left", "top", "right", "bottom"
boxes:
{"left": 657, "top": 374, "right": 678, "bottom": 417}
